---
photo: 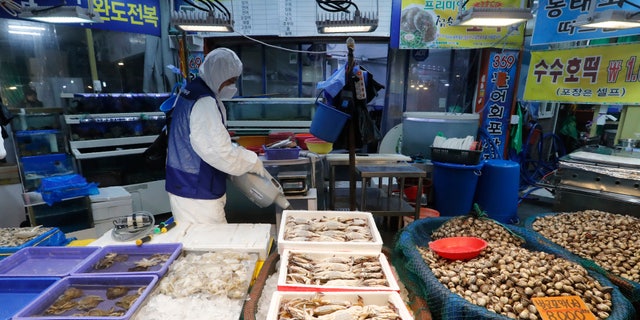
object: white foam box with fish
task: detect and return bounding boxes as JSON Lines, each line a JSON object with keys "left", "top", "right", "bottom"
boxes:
{"left": 266, "top": 291, "right": 414, "bottom": 320}
{"left": 277, "top": 210, "right": 383, "bottom": 255}
{"left": 278, "top": 249, "right": 400, "bottom": 292}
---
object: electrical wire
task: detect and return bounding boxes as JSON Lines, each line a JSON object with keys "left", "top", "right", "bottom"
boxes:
{"left": 183, "top": 0, "right": 210, "bottom": 13}
{"left": 316, "top": 0, "right": 359, "bottom": 13}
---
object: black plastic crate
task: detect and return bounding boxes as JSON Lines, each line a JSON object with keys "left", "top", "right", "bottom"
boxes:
{"left": 430, "top": 147, "right": 482, "bottom": 165}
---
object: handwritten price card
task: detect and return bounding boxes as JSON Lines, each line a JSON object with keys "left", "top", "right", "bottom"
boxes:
{"left": 532, "top": 296, "right": 596, "bottom": 320}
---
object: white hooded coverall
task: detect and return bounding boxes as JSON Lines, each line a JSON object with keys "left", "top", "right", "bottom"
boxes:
{"left": 168, "top": 48, "right": 265, "bottom": 224}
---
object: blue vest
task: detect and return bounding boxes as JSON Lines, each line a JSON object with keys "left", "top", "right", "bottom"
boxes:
{"left": 165, "top": 77, "right": 227, "bottom": 199}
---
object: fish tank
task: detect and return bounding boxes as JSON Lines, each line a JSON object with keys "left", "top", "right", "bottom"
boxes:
{"left": 65, "top": 93, "right": 171, "bottom": 114}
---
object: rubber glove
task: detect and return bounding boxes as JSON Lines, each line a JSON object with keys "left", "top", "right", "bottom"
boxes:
{"left": 250, "top": 158, "right": 267, "bottom": 177}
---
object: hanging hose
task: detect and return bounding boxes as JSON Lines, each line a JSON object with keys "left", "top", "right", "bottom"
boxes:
{"left": 509, "top": 121, "right": 565, "bottom": 201}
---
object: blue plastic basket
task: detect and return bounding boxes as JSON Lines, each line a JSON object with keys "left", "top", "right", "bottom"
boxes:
{"left": 263, "top": 146, "right": 301, "bottom": 160}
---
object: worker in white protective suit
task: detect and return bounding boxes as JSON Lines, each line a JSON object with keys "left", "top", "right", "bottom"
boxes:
{"left": 0, "top": 131, "right": 5, "bottom": 160}
{"left": 165, "top": 48, "right": 267, "bottom": 224}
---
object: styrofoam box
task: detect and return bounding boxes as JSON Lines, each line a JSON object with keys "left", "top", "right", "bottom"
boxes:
{"left": 91, "top": 198, "right": 133, "bottom": 221}
{"left": 277, "top": 210, "right": 383, "bottom": 254}
{"left": 90, "top": 186, "right": 131, "bottom": 202}
{"left": 266, "top": 291, "right": 414, "bottom": 320}
{"left": 278, "top": 249, "right": 400, "bottom": 292}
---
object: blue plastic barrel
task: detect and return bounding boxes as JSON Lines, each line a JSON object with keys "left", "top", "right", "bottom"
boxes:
{"left": 475, "top": 159, "right": 520, "bottom": 224}
{"left": 310, "top": 102, "right": 350, "bottom": 143}
{"left": 432, "top": 161, "right": 484, "bottom": 216}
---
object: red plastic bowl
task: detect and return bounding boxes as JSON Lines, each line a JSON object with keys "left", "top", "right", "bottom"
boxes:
{"left": 294, "top": 133, "right": 315, "bottom": 150}
{"left": 428, "top": 237, "right": 487, "bottom": 260}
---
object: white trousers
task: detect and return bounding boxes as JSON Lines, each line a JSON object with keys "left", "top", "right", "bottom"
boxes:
{"left": 168, "top": 193, "right": 227, "bottom": 224}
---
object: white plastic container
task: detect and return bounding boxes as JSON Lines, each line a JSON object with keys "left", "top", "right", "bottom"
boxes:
{"left": 278, "top": 249, "right": 400, "bottom": 292}
{"left": 402, "top": 112, "right": 480, "bottom": 159}
{"left": 277, "top": 210, "right": 383, "bottom": 254}
{"left": 266, "top": 291, "right": 414, "bottom": 320}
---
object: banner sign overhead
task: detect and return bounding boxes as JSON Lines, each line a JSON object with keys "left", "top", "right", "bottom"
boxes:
{"left": 392, "top": 0, "right": 526, "bottom": 49}
{"left": 524, "top": 44, "right": 640, "bottom": 105}
{"left": 531, "top": 0, "right": 640, "bottom": 46}
{"left": 89, "top": 0, "right": 161, "bottom": 36}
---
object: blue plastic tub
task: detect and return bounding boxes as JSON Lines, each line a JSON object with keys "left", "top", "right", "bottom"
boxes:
{"left": 310, "top": 102, "right": 350, "bottom": 143}
{"left": 72, "top": 243, "right": 182, "bottom": 278}
{"left": 0, "top": 246, "right": 100, "bottom": 277}
{"left": 432, "top": 161, "right": 484, "bottom": 216}
{"left": 0, "top": 277, "right": 59, "bottom": 320}
{"left": 474, "top": 159, "right": 520, "bottom": 224}
{"left": 12, "top": 275, "right": 158, "bottom": 320}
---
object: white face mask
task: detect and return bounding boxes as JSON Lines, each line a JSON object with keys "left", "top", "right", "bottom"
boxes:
{"left": 218, "top": 84, "right": 237, "bottom": 99}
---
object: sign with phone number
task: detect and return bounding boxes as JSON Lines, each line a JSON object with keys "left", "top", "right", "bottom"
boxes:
{"left": 479, "top": 50, "right": 519, "bottom": 160}
{"left": 524, "top": 43, "right": 640, "bottom": 105}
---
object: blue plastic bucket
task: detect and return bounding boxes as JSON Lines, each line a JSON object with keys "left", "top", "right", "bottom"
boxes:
{"left": 432, "top": 161, "right": 484, "bottom": 216}
{"left": 310, "top": 102, "right": 350, "bottom": 143}
{"left": 475, "top": 159, "right": 520, "bottom": 224}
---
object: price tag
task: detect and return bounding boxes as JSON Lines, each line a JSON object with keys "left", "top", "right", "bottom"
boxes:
{"left": 531, "top": 296, "right": 596, "bottom": 320}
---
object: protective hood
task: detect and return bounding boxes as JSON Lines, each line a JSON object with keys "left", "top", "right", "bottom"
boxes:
{"left": 198, "top": 48, "right": 243, "bottom": 95}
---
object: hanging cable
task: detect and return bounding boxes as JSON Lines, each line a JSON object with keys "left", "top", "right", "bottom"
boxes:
{"left": 183, "top": 0, "right": 210, "bottom": 13}
{"left": 316, "top": 0, "right": 359, "bottom": 13}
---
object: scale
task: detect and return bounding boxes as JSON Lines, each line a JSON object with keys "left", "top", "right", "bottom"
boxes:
{"left": 277, "top": 171, "right": 308, "bottom": 195}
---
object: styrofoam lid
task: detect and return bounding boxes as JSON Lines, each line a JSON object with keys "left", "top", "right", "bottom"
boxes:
{"left": 90, "top": 186, "right": 131, "bottom": 202}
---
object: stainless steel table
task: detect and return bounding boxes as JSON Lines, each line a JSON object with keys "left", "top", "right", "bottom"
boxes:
{"left": 356, "top": 163, "right": 426, "bottom": 220}
{"left": 325, "top": 153, "right": 412, "bottom": 210}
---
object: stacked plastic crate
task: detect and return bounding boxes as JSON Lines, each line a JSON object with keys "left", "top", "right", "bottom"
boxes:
{"left": 269, "top": 210, "right": 414, "bottom": 320}
{"left": 0, "top": 243, "right": 181, "bottom": 319}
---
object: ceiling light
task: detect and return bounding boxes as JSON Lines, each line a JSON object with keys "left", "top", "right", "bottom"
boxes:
{"left": 19, "top": 6, "right": 102, "bottom": 23}
{"left": 573, "top": 9, "right": 640, "bottom": 29}
{"left": 171, "top": 1, "right": 234, "bottom": 33}
{"left": 315, "top": 0, "right": 378, "bottom": 33}
{"left": 453, "top": 7, "right": 533, "bottom": 27}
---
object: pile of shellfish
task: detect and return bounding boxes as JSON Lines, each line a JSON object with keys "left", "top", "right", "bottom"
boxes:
{"left": 419, "top": 216, "right": 614, "bottom": 320}
{"left": 286, "top": 252, "right": 389, "bottom": 287}
{"left": 532, "top": 210, "right": 640, "bottom": 282}
{"left": 134, "top": 251, "right": 255, "bottom": 320}
{"left": 278, "top": 294, "right": 401, "bottom": 320}
{"left": 283, "top": 215, "right": 373, "bottom": 242}
{"left": 0, "top": 226, "right": 52, "bottom": 247}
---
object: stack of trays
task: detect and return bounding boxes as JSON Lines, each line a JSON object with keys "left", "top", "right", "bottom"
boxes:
{"left": 269, "top": 210, "right": 413, "bottom": 320}
{"left": 0, "top": 243, "right": 182, "bottom": 319}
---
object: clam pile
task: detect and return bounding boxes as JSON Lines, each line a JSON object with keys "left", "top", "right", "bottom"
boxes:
{"left": 419, "top": 217, "right": 613, "bottom": 320}
{"left": 283, "top": 215, "right": 373, "bottom": 242}
{"left": 0, "top": 226, "right": 53, "bottom": 247}
{"left": 532, "top": 210, "right": 640, "bottom": 282}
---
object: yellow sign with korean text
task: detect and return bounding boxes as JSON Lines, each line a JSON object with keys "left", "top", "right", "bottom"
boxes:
{"left": 531, "top": 296, "right": 596, "bottom": 320}
{"left": 398, "top": 0, "right": 525, "bottom": 49}
{"left": 524, "top": 44, "right": 640, "bottom": 105}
